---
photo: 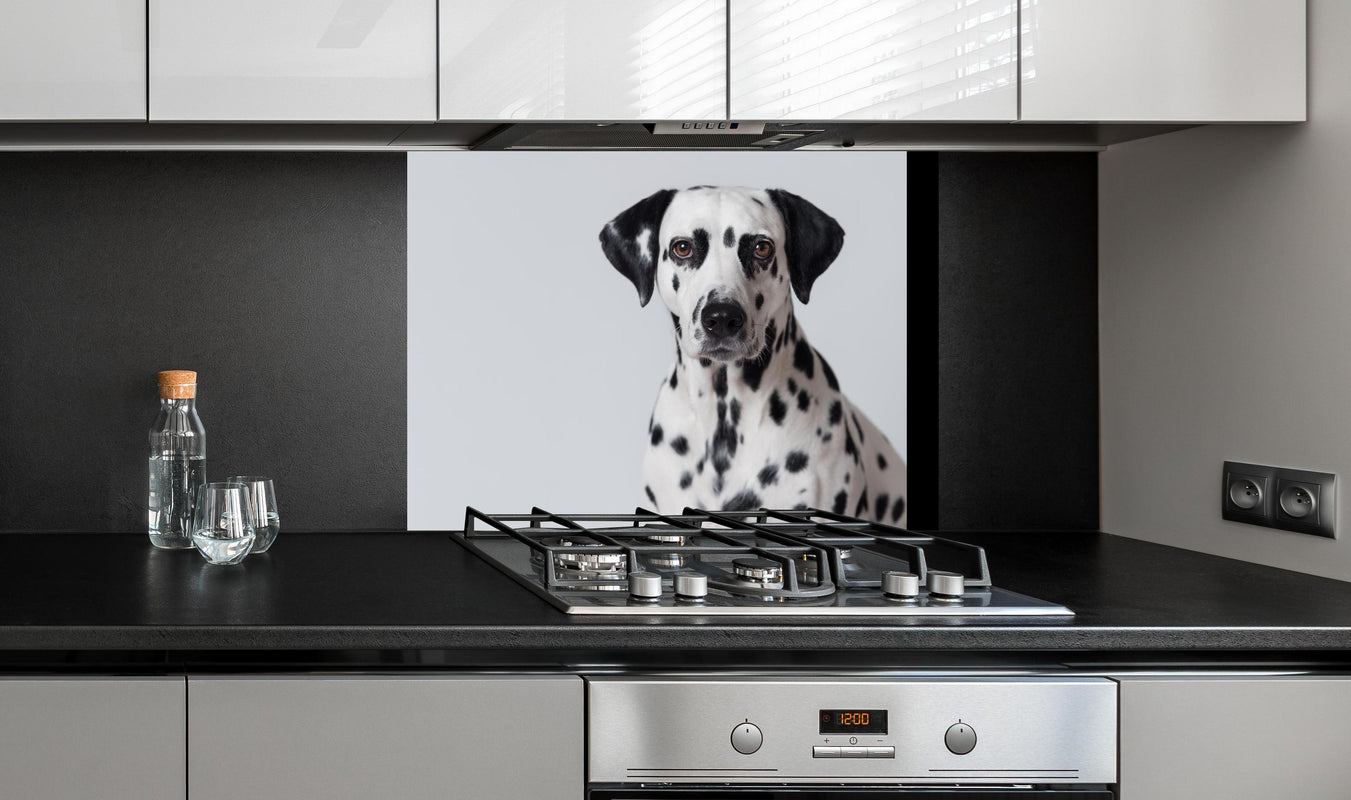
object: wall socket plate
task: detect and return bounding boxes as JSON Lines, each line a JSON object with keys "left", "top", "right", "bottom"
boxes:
{"left": 1223, "top": 461, "right": 1336, "bottom": 539}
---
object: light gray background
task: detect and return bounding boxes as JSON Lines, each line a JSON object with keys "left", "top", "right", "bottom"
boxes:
{"left": 408, "top": 151, "right": 906, "bottom": 529}
{"left": 1100, "top": 0, "right": 1350, "bottom": 580}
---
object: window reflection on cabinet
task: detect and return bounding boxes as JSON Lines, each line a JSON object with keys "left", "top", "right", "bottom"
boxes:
{"left": 730, "top": 0, "right": 1017, "bottom": 121}
{"left": 439, "top": 0, "right": 727, "bottom": 120}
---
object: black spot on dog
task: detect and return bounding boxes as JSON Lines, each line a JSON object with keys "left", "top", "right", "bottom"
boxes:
{"left": 768, "top": 391, "right": 788, "bottom": 425}
{"left": 712, "top": 474, "right": 724, "bottom": 495}
{"left": 819, "top": 351, "right": 840, "bottom": 391}
{"left": 755, "top": 293, "right": 764, "bottom": 310}
{"left": 650, "top": 425, "right": 663, "bottom": 447}
{"left": 724, "top": 489, "right": 761, "bottom": 511}
{"left": 828, "top": 400, "right": 843, "bottom": 426}
{"left": 793, "top": 339, "right": 815, "bottom": 379}
{"left": 730, "top": 398, "right": 741, "bottom": 426}
{"left": 699, "top": 358, "right": 712, "bottom": 368}
{"left": 787, "top": 378, "right": 798, "bottom": 395}
{"left": 832, "top": 490, "right": 848, "bottom": 515}
{"left": 696, "top": 456, "right": 706, "bottom": 474}
{"left": 822, "top": 433, "right": 832, "bottom": 443}
{"left": 645, "top": 485, "right": 657, "bottom": 504}
{"left": 769, "top": 258, "right": 778, "bottom": 278}
{"left": 758, "top": 464, "right": 779, "bottom": 487}
{"left": 712, "top": 409, "right": 738, "bottom": 475}
{"left": 669, "top": 368, "right": 678, "bottom": 389}
{"left": 797, "top": 390, "right": 810, "bottom": 411}
{"left": 891, "top": 496, "right": 906, "bottom": 522}
{"left": 851, "top": 411, "right": 866, "bottom": 445}
{"left": 690, "top": 228, "right": 711, "bottom": 268}
{"left": 724, "top": 227, "right": 735, "bottom": 247}
{"left": 752, "top": 196, "right": 765, "bottom": 207}
{"left": 855, "top": 489, "right": 869, "bottom": 517}
{"left": 793, "top": 502, "right": 808, "bottom": 510}
{"left": 671, "top": 435, "right": 689, "bottom": 456}
{"left": 713, "top": 365, "right": 728, "bottom": 398}
{"left": 739, "top": 318, "right": 775, "bottom": 391}
{"left": 877, "top": 453, "right": 888, "bottom": 470}
{"left": 844, "top": 472, "right": 850, "bottom": 484}
{"left": 844, "top": 428, "right": 858, "bottom": 462}
{"left": 875, "top": 493, "right": 889, "bottom": 521}
{"left": 671, "top": 272, "right": 679, "bottom": 292}
{"left": 680, "top": 471, "right": 693, "bottom": 490}
{"left": 785, "top": 451, "right": 809, "bottom": 473}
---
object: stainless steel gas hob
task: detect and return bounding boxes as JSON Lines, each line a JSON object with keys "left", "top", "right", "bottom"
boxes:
{"left": 455, "top": 507, "right": 1072, "bottom": 617}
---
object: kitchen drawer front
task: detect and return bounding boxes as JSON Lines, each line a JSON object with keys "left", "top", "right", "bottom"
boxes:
{"left": 150, "top": 0, "right": 436, "bottom": 121}
{"left": 439, "top": 0, "right": 727, "bottom": 121}
{"left": 0, "top": 0, "right": 146, "bottom": 120}
{"left": 188, "top": 675, "right": 582, "bottom": 800}
{"left": 0, "top": 676, "right": 186, "bottom": 799}
{"left": 1117, "top": 676, "right": 1351, "bottom": 799}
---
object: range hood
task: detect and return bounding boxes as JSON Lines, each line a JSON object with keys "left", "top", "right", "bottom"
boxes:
{"left": 0, "top": 120, "right": 1194, "bottom": 151}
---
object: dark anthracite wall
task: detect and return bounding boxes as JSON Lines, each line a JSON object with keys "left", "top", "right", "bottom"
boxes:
{"left": 0, "top": 153, "right": 406, "bottom": 532}
{"left": 909, "top": 152, "right": 1099, "bottom": 531}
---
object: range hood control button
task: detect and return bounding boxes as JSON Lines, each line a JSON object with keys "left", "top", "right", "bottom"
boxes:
{"left": 731, "top": 721, "right": 762, "bottom": 755}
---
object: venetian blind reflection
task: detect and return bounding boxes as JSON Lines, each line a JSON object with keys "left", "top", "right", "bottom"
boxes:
{"left": 730, "top": 0, "right": 1018, "bottom": 120}
{"left": 441, "top": 0, "right": 725, "bottom": 120}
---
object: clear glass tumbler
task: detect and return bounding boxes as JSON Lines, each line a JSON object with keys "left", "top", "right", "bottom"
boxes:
{"left": 228, "top": 476, "right": 280, "bottom": 553}
{"left": 190, "top": 482, "right": 256, "bottom": 565}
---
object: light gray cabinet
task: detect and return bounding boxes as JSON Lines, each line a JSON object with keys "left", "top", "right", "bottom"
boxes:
{"left": 0, "top": 677, "right": 186, "bottom": 799}
{"left": 1117, "top": 676, "right": 1351, "bottom": 799}
{"left": 188, "top": 675, "right": 583, "bottom": 800}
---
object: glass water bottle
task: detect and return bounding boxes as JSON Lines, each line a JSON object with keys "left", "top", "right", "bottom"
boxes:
{"left": 148, "top": 370, "right": 206, "bottom": 549}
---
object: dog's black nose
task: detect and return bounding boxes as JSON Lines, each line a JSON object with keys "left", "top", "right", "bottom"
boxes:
{"left": 701, "top": 302, "right": 746, "bottom": 339}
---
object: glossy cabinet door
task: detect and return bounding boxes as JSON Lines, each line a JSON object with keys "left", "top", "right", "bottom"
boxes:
{"left": 0, "top": 677, "right": 186, "bottom": 799}
{"left": 440, "top": 0, "right": 726, "bottom": 120}
{"left": 1022, "top": 0, "right": 1306, "bottom": 122}
{"left": 730, "top": 0, "right": 1017, "bottom": 121}
{"left": 189, "top": 675, "right": 583, "bottom": 800}
{"left": 0, "top": 0, "right": 146, "bottom": 120}
{"left": 150, "top": 0, "right": 436, "bottom": 121}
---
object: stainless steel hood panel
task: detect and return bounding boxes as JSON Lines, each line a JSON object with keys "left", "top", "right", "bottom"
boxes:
{"left": 0, "top": 120, "right": 1196, "bottom": 151}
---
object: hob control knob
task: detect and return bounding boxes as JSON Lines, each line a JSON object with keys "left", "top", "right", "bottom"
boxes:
{"left": 945, "top": 721, "right": 977, "bottom": 755}
{"left": 674, "top": 571, "right": 708, "bottom": 599}
{"left": 882, "top": 571, "right": 919, "bottom": 598}
{"left": 927, "top": 570, "right": 966, "bottom": 598}
{"left": 730, "top": 721, "right": 762, "bottom": 755}
{"left": 628, "top": 571, "right": 662, "bottom": 600}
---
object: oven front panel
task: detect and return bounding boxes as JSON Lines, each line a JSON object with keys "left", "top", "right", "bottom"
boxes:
{"left": 587, "top": 678, "right": 1117, "bottom": 786}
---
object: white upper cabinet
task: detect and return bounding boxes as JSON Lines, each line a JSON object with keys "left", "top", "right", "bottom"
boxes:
{"left": 730, "top": 0, "right": 1017, "bottom": 121}
{"left": 1021, "top": 0, "right": 1307, "bottom": 122}
{"left": 0, "top": 0, "right": 146, "bottom": 120}
{"left": 150, "top": 0, "right": 436, "bottom": 122}
{"left": 439, "top": 0, "right": 727, "bottom": 121}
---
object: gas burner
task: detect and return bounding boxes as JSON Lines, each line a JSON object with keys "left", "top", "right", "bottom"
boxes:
{"left": 732, "top": 557, "right": 784, "bottom": 586}
{"left": 555, "top": 549, "right": 625, "bottom": 573}
{"left": 642, "top": 533, "right": 689, "bottom": 545}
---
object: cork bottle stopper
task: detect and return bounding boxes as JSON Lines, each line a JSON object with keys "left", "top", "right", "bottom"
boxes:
{"left": 158, "top": 370, "right": 197, "bottom": 399}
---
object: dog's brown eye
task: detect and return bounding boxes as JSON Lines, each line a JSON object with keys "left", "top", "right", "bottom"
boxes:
{"left": 754, "top": 239, "right": 774, "bottom": 260}
{"left": 671, "top": 239, "right": 693, "bottom": 259}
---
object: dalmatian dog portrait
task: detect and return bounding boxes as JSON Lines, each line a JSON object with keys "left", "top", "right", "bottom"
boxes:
{"left": 599, "top": 186, "right": 907, "bottom": 525}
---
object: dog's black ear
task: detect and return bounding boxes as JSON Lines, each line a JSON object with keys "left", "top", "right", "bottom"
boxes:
{"left": 599, "top": 189, "right": 678, "bottom": 306}
{"left": 767, "top": 189, "right": 845, "bottom": 304}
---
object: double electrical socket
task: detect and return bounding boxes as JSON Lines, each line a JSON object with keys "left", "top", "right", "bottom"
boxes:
{"left": 1222, "top": 461, "right": 1337, "bottom": 539}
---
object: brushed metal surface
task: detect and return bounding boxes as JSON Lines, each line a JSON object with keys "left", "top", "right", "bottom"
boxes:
{"left": 588, "top": 677, "right": 1116, "bottom": 785}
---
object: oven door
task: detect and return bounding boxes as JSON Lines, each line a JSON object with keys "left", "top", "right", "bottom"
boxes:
{"left": 588, "top": 788, "right": 1115, "bottom": 799}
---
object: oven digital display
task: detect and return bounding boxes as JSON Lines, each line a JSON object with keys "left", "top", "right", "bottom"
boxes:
{"left": 819, "top": 709, "right": 888, "bottom": 735}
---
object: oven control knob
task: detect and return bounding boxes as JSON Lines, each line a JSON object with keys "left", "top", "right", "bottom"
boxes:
{"left": 730, "top": 720, "right": 763, "bottom": 755}
{"left": 927, "top": 570, "right": 966, "bottom": 598}
{"left": 944, "top": 721, "right": 977, "bottom": 755}
{"left": 628, "top": 571, "right": 662, "bottom": 600}
{"left": 882, "top": 571, "right": 919, "bottom": 598}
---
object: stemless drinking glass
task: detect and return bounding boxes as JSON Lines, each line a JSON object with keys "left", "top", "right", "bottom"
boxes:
{"left": 228, "top": 476, "right": 280, "bottom": 553}
{"left": 190, "top": 482, "right": 256, "bottom": 565}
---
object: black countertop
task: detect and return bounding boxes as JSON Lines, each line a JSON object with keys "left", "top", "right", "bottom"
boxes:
{"left": 3, "top": 531, "right": 1351, "bottom": 669}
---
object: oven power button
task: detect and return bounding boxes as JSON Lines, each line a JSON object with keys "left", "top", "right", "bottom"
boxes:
{"left": 945, "top": 722, "right": 977, "bottom": 755}
{"left": 731, "top": 721, "right": 763, "bottom": 754}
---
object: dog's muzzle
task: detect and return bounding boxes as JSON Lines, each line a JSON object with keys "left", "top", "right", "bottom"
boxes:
{"left": 698, "top": 301, "right": 749, "bottom": 360}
